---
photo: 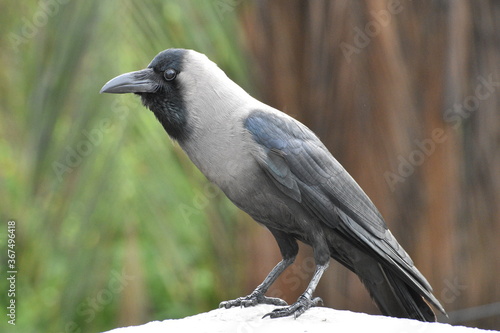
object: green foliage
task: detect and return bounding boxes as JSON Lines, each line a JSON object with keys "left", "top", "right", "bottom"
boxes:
{"left": 0, "top": 1, "right": 250, "bottom": 331}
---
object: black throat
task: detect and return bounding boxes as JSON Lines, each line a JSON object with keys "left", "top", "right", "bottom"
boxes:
{"left": 141, "top": 87, "right": 191, "bottom": 142}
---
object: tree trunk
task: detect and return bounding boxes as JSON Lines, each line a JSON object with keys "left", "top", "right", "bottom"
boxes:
{"left": 241, "top": 0, "right": 500, "bottom": 329}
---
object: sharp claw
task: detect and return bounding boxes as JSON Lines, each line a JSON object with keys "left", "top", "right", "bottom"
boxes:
{"left": 261, "top": 295, "right": 321, "bottom": 319}
{"left": 312, "top": 297, "right": 323, "bottom": 306}
{"left": 221, "top": 294, "right": 317, "bottom": 319}
{"left": 263, "top": 310, "right": 283, "bottom": 319}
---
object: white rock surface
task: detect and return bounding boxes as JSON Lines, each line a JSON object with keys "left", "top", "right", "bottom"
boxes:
{"left": 104, "top": 305, "right": 497, "bottom": 333}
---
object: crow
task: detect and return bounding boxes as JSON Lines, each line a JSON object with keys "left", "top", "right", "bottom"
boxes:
{"left": 101, "top": 48, "right": 446, "bottom": 321}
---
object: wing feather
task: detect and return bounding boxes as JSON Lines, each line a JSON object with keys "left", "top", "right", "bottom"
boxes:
{"left": 244, "top": 110, "right": 446, "bottom": 313}
{"left": 244, "top": 110, "right": 417, "bottom": 274}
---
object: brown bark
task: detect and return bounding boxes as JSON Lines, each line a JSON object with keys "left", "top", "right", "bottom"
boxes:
{"left": 241, "top": 0, "right": 500, "bottom": 329}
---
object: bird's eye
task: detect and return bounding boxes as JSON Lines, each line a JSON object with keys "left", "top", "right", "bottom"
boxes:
{"left": 164, "top": 68, "right": 177, "bottom": 81}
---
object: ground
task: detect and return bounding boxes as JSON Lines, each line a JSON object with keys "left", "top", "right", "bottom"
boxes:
{"left": 103, "top": 304, "right": 497, "bottom": 333}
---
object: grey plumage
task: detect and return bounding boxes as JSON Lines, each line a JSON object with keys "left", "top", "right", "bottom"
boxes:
{"left": 100, "top": 48, "right": 446, "bottom": 321}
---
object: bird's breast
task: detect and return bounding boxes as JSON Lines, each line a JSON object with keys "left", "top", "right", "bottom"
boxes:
{"left": 178, "top": 121, "right": 258, "bottom": 189}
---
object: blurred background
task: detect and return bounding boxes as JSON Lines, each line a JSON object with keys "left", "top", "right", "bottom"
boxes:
{"left": 0, "top": 0, "right": 499, "bottom": 331}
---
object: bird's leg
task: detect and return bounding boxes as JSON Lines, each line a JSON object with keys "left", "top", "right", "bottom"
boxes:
{"left": 263, "top": 262, "right": 329, "bottom": 319}
{"left": 220, "top": 228, "right": 298, "bottom": 309}
{"left": 219, "top": 257, "right": 293, "bottom": 308}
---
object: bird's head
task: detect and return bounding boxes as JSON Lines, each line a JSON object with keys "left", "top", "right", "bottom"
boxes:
{"left": 101, "top": 48, "right": 223, "bottom": 142}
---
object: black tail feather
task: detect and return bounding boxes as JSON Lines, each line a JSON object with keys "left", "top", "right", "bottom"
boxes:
{"left": 328, "top": 232, "right": 446, "bottom": 322}
{"left": 380, "top": 266, "right": 436, "bottom": 321}
{"left": 361, "top": 264, "right": 436, "bottom": 322}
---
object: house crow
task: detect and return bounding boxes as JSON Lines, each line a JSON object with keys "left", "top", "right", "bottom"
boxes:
{"left": 100, "top": 48, "right": 446, "bottom": 321}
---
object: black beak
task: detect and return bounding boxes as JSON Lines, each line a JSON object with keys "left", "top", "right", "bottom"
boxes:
{"left": 100, "top": 68, "right": 159, "bottom": 94}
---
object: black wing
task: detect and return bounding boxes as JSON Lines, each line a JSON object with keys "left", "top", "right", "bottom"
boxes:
{"left": 244, "top": 110, "right": 444, "bottom": 311}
